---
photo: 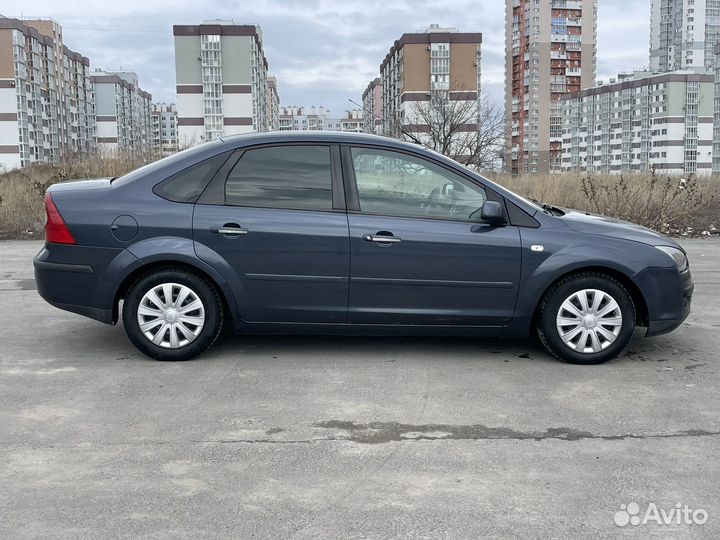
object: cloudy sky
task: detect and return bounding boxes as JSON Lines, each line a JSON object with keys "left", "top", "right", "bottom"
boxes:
{"left": 5, "top": 0, "right": 650, "bottom": 114}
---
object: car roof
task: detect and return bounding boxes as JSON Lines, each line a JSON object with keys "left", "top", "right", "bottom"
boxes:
{"left": 219, "top": 131, "right": 425, "bottom": 152}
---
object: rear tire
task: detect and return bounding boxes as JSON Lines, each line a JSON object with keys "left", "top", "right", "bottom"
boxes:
{"left": 536, "top": 273, "right": 635, "bottom": 365}
{"left": 122, "top": 267, "right": 224, "bottom": 361}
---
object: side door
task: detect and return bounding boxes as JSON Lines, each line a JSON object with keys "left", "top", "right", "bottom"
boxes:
{"left": 343, "top": 145, "right": 522, "bottom": 326}
{"left": 193, "top": 144, "right": 350, "bottom": 323}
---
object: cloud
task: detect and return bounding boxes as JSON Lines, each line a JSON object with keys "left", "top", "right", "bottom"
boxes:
{"left": 4, "top": 0, "right": 650, "bottom": 114}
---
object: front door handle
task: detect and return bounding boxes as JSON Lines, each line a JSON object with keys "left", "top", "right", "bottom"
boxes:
{"left": 362, "top": 234, "right": 402, "bottom": 244}
{"left": 211, "top": 224, "right": 248, "bottom": 236}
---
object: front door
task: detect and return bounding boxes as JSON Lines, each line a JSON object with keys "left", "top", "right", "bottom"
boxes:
{"left": 344, "top": 146, "right": 522, "bottom": 326}
{"left": 193, "top": 144, "right": 349, "bottom": 323}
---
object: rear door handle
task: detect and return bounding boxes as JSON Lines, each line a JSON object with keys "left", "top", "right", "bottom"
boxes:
{"left": 362, "top": 234, "right": 402, "bottom": 244}
{"left": 211, "top": 225, "right": 248, "bottom": 236}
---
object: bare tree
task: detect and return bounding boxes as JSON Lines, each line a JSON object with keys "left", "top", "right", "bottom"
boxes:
{"left": 403, "top": 88, "right": 507, "bottom": 172}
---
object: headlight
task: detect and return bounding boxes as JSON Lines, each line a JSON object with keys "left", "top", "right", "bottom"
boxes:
{"left": 656, "top": 246, "right": 688, "bottom": 272}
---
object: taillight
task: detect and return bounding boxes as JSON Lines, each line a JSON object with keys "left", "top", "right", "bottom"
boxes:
{"left": 44, "top": 192, "right": 76, "bottom": 245}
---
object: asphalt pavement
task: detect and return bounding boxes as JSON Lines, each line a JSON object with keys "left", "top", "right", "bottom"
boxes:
{"left": 1, "top": 239, "right": 719, "bottom": 539}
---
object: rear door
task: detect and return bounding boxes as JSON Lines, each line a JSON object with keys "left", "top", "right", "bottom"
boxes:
{"left": 343, "top": 146, "right": 522, "bottom": 326}
{"left": 193, "top": 144, "right": 349, "bottom": 323}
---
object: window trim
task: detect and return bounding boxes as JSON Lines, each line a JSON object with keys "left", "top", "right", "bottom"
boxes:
{"left": 341, "top": 143, "right": 505, "bottom": 224}
{"left": 196, "top": 142, "right": 346, "bottom": 213}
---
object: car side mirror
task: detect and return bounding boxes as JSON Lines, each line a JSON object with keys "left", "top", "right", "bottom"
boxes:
{"left": 478, "top": 200, "right": 507, "bottom": 225}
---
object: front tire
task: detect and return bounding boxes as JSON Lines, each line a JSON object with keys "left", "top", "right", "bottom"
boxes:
{"left": 122, "top": 267, "right": 224, "bottom": 361}
{"left": 536, "top": 273, "right": 636, "bottom": 365}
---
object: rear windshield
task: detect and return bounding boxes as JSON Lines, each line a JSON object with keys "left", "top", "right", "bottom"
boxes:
{"left": 111, "top": 140, "right": 223, "bottom": 186}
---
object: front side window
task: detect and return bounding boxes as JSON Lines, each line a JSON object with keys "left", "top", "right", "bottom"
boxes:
{"left": 225, "top": 145, "right": 333, "bottom": 211}
{"left": 351, "top": 148, "right": 487, "bottom": 221}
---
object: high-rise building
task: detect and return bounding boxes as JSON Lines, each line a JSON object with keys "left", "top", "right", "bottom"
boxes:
{"left": 91, "top": 70, "right": 152, "bottom": 155}
{"left": 277, "top": 106, "right": 362, "bottom": 132}
{"left": 713, "top": 42, "right": 720, "bottom": 172}
{"left": 266, "top": 75, "right": 280, "bottom": 131}
{"left": 362, "top": 77, "right": 382, "bottom": 134}
{"left": 379, "top": 25, "right": 482, "bottom": 137}
{"left": 151, "top": 103, "right": 178, "bottom": 156}
{"left": 173, "top": 20, "right": 270, "bottom": 147}
{"left": 505, "top": 0, "right": 597, "bottom": 174}
{"left": 0, "top": 16, "right": 95, "bottom": 171}
{"left": 561, "top": 70, "right": 714, "bottom": 175}
{"left": 650, "top": 0, "right": 720, "bottom": 74}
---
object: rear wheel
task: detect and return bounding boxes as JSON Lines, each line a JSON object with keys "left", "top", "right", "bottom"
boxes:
{"left": 536, "top": 273, "right": 635, "bottom": 364}
{"left": 122, "top": 267, "right": 223, "bottom": 361}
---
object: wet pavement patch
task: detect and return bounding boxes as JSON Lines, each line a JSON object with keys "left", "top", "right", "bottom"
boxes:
{"left": 312, "top": 420, "right": 720, "bottom": 444}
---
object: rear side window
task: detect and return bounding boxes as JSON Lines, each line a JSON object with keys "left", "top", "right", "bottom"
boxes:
{"left": 153, "top": 152, "right": 229, "bottom": 203}
{"left": 225, "top": 145, "right": 333, "bottom": 211}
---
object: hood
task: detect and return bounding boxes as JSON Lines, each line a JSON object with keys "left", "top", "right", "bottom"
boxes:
{"left": 559, "top": 210, "right": 681, "bottom": 249}
{"left": 47, "top": 178, "right": 113, "bottom": 193}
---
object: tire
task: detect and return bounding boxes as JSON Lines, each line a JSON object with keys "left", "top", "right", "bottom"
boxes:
{"left": 536, "top": 272, "right": 636, "bottom": 365}
{"left": 122, "top": 267, "right": 224, "bottom": 361}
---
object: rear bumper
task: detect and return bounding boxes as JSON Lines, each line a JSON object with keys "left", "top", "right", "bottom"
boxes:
{"left": 33, "top": 243, "right": 135, "bottom": 324}
{"left": 633, "top": 266, "right": 693, "bottom": 337}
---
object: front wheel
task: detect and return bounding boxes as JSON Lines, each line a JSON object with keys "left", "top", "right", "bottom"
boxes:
{"left": 536, "top": 273, "right": 636, "bottom": 364}
{"left": 122, "top": 267, "right": 224, "bottom": 361}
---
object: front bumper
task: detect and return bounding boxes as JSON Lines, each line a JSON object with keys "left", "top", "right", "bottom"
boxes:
{"left": 633, "top": 266, "right": 693, "bottom": 337}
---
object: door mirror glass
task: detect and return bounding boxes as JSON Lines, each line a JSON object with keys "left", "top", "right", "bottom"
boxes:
{"left": 350, "top": 148, "right": 487, "bottom": 221}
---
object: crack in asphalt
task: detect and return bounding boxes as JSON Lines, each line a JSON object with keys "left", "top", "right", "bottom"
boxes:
{"left": 1, "top": 424, "right": 719, "bottom": 449}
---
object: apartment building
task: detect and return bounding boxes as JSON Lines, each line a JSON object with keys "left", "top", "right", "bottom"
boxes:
{"left": 379, "top": 25, "right": 482, "bottom": 136}
{"left": 277, "top": 106, "right": 363, "bottom": 132}
{"left": 0, "top": 16, "right": 95, "bottom": 171}
{"left": 340, "top": 109, "right": 364, "bottom": 132}
{"left": 505, "top": 0, "right": 597, "bottom": 175}
{"left": 650, "top": 0, "right": 720, "bottom": 73}
{"left": 266, "top": 75, "right": 280, "bottom": 131}
{"left": 362, "top": 77, "right": 382, "bottom": 134}
{"left": 91, "top": 70, "right": 152, "bottom": 155}
{"left": 151, "top": 103, "right": 178, "bottom": 156}
{"left": 713, "top": 42, "right": 720, "bottom": 171}
{"left": 561, "top": 70, "right": 714, "bottom": 175}
{"left": 173, "top": 20, "right": 270, "bottom": 146}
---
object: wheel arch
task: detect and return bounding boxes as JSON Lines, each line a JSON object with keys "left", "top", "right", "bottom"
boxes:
{"left": 531, "top": 266, "right": 649, "bottom": 328}
{"left": 113, "top": 259, "right": 238, "bottom": 326}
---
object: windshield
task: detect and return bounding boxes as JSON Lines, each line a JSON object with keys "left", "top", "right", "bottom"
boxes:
{"left": 112, "top": 140, "right": 223, "bottom": 186}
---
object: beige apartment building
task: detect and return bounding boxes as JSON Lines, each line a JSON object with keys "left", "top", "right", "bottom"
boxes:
{"left": 379, "top": 25, "right": 482, "bottom": 137}
{"left": 505, "top": 0, "right": 597, "bottom": 174}
{"left": 0, "top": 16, "right": 95, "bottom": 171}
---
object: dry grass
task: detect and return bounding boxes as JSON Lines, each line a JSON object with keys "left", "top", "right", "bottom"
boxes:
{"left": 1, "top": 156, "right": 719, "bottom": 239}
{"left": 0, "top": 154, "right": 152, "bottom": 239}
{"left": 488, "top": 171, "right": 720, "bottom": 236}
